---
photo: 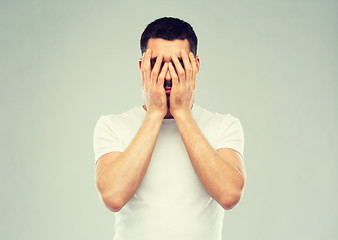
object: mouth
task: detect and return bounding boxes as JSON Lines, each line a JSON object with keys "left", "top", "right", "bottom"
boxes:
{"left": 165, "top": 87, "right": 171, "bottom": 95}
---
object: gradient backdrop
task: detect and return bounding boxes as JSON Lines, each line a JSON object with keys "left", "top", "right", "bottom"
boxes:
{"left": 1, "top": 0, "right": 337, "bottom": 239}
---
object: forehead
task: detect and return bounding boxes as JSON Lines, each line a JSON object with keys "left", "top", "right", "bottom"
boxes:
{"left": 147, "top": 38, "right": 190, "bottom": 60}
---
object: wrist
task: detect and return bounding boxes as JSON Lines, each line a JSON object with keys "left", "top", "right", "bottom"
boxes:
{"left": 146, "top": 109, "right": 165, "bottom": 121}
{"left": 171, "top": 108, "right": 193, "bottom": 120}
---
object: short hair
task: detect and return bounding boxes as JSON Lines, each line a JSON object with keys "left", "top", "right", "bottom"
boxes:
{"left": 140, "top": 17, "right": 198, "bottom": 56}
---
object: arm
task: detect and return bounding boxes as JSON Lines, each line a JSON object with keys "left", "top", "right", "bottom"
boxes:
{"left": 95, "top": 49, "right": 168, "bottom": 212}
{"left": 95, "top": 112, "right": 163, "bottom": 212}
{"left": 169, "top": 50, "right": 246, "bottom": 210}
{"left": 174, "top": 112, "right": 246, "bottom": 210}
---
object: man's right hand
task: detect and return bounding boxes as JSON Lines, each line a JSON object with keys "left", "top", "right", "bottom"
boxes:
{"left": 141, "top": 49, "right": 168, "bottom": 119}
{"left": 97, "top": 52, "right": 168, "bottom": 210}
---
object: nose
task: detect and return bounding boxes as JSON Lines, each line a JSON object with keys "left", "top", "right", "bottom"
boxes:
{"left": 164, "top": 69, "right": 171, "bottom": 87}
{"left": 165, "top": 70, "right": 171, "bottom": 81}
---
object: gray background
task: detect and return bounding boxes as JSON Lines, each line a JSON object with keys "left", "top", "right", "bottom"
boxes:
{"left": 1, "top": 0, "right": 337, "bottom": 239}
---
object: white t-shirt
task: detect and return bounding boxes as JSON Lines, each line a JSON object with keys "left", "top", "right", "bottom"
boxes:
{"left": 93, "top": 104, "right": 244, "bottom": 240}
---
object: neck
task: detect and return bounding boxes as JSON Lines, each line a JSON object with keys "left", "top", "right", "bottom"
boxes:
{"left": 142, "top": 105, "right": 174, "bottom": 119}
{"left": 164, "top": 108, "right": 173, "bottom": 119}
{"left": 142, "top": 104, "right": 194, "bottom": 119}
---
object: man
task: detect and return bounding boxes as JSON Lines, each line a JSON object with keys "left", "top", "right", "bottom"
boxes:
{"left": 93, "top": 17, "right": 246, "bottom": 240}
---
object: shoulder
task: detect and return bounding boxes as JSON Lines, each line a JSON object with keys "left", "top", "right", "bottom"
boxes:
{"left": 96, "top": 105, "right": 144, "bottom": 127}
{"left": 194, "top": 104, "right": 241, "bottom": 127}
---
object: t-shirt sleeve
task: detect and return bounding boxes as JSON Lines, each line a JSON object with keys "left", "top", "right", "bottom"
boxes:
{"left": 93, "top": 115, "right": 125, "bottom": 164}
{"left": 214, "top": 114, "right": 245, "bottom": 159}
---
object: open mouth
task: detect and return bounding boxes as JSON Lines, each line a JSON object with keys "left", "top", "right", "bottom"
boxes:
{"left": 165, "top": 87, "right": 171, "bottom": 94}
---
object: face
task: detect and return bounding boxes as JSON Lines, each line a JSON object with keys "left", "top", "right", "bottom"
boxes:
{"left": 139, "top": 38, "right": 200, "bottom": 91}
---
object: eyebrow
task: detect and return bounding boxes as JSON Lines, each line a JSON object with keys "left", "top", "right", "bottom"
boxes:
{"left": 150, "top": 57, "right": 184, "bottom": 65}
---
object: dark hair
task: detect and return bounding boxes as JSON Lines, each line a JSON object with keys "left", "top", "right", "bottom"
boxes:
{"left": 140, "top": 17, "right": 198, "bottom": 56}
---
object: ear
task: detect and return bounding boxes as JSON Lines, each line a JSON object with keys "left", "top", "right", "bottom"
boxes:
{"left": 195, "top": 56, "right": 200, "bottom": 74}
{"left": 138, "top": 58, "right": 142, "bottom": 70}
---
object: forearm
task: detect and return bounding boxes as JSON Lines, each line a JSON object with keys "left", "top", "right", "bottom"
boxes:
{"left": 174, "top": 111, "right": 244, "bottom": 208}
{"left": 97, "top": 112, "right": 163, "bottom": 208}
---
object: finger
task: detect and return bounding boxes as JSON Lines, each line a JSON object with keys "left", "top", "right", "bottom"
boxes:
{"left": 189, "top": 52, "right": 197, "bottom": 90}
{"left": 151, "top": 54, "right": 164, "bottom": 85}
{"left": 144, "top": 49, "right": 152, "bottom": 85}
{"left": 141, "top": 52, "right": 146, "bottom": 87}
{"left": 168, "top": 62, "right": 179, "bottom": 86}
{"left": 157, "top": 62, "right": 168, "bottom": 87}
{"left": 181, "top": 49, "right": 192, "bottom": 84}
{"left": 171, "top": 54, "right": 185, "bottom": 82}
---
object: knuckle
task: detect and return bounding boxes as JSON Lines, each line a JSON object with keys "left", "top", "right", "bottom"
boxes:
{"left": 152, "top": 88, "right": 161, "bottom": 96}
{"left": 178, "top": 72, "right": 185, "bottom": 78}
{"left": 155, "top": 88, "right": 162, "bottom": 95}
{"left": 178, "top": 88, "right": 184, "bottom": 94}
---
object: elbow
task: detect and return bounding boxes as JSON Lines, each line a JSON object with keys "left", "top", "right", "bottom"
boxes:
{"left": 221, "top": 174, "right": 245, "bottom": 210}
{"left": 101, "top": 193, "right": 124, "bottom": 212}
{"left": 220, "top": 190, "right": 243, "bottom": 210}
{"left": 96, "top": 180, "right": 125, "bottom": 212}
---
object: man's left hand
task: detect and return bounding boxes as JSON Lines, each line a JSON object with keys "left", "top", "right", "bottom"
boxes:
{"left": 168, "top": 50, "right": 198, "bottom": 118}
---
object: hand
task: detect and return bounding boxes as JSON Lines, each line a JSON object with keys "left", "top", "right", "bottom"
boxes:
{"left": 141, "top": 49, "right": 168, "bottom": 119}
{"left": 168, "top": 50, "right": 197, "bottom": 117}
